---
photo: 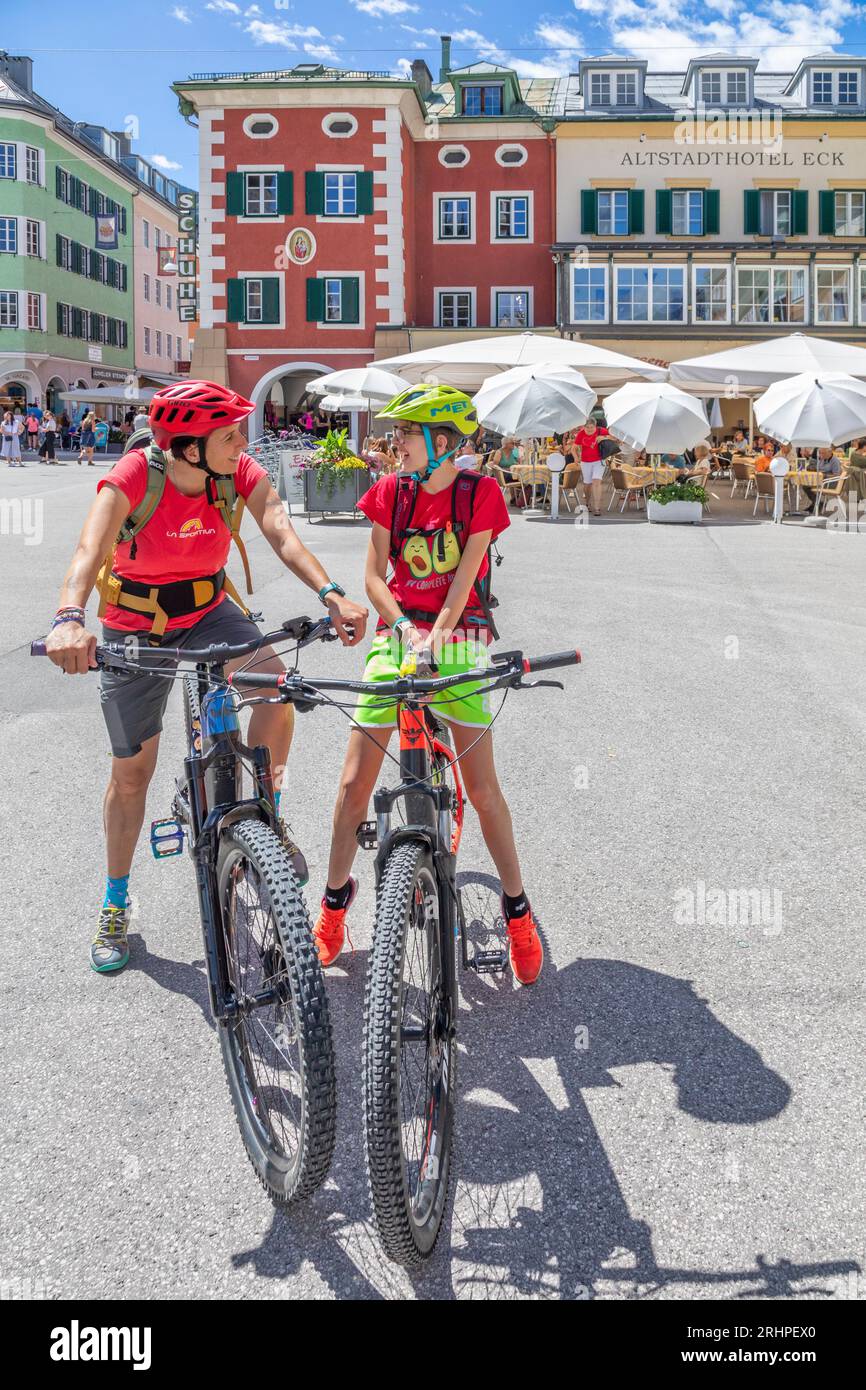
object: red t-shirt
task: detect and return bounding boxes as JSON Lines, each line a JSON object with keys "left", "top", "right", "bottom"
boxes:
{"left": 573, "top": 426, "right": 608, "bottom": 462}
{"left": 358, "top": 471, "right": 509, "bottom": 628}
{"left": 97, "top": 449, "right": 267, "bottom": 631}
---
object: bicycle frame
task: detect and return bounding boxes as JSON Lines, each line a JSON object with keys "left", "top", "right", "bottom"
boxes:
{"left": 174, "top": 663, "right": 280, "bottom": 1025}
{"left": 369, "top": 698, "right": 483, "bottom": 980}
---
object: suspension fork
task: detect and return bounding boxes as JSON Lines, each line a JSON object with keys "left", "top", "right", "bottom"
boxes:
{"left": 185, "top": 750, "right": 234, "bottom": 1023}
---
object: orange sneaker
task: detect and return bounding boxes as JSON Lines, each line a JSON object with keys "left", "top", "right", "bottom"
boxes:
{"left": 313, "top": 877, "right": 358, "bottom": 968}
{"left": 502, "top": 898, "right": 544, "bottom": 985}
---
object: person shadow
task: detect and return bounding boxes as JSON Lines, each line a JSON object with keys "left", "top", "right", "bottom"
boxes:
{"left": 138, "top": 874, "right": 859, "bottom": 1300}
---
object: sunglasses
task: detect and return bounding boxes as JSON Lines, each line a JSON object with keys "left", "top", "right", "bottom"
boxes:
{"left": 392, "top": 426, "right": 426, "bottom": 442}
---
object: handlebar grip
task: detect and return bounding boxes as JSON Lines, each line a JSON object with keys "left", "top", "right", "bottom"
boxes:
{"left": 522, "top": 649, "right": 581, "bottom": 674}
{"left": 31, "top": 640, "right": 47, "bottom": 657}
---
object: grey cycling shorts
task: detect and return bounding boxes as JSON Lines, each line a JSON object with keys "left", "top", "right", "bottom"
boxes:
{"left": 100, "top": 600, "right": 264, "bottom": 758}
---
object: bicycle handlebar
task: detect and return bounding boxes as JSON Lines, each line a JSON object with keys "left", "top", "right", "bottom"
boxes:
{"left": 30, "top": 615, "right": 338, "bottom": 667}
{"left": 233, "top": 646, "right": 581, "bottom": 700}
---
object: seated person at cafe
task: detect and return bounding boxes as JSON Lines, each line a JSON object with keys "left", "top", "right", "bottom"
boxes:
{"left": 362, "top": 435, "right": 397, "bottom": 475}
{"left": 661, "top": 451, "right": 709, "bottom": 484}
{"left": 845, "top": 439, "right": 866, "bottom": 501}
{"left": 492, "top": 436, "right": 524, "bottom": 479}
{"left": 802, "top": 447, "right": 841, "bottom": 506}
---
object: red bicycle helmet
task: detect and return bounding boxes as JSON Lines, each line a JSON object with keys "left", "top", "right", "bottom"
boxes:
{"left": 148, "top": 380, "right": 255, "bottom": 448}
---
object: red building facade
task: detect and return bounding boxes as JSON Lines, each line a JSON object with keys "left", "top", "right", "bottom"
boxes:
{"left": 173, "top": 51, "right": 556, "bottom": 434}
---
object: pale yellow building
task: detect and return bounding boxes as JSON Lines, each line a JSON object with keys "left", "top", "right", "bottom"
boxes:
{"left": 553, "top": 54, "right": 866, "bottom": 409}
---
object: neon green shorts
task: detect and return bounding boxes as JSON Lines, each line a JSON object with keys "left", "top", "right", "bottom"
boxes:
{"left": 354, "top": 632, "right": 493, "bottom": 729}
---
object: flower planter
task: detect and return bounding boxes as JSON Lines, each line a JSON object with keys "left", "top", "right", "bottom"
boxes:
{"left": 647, "top": 499, "right": 703, "bottom": 524}
{"left": 304, "top": 467, "right": 372, "bottom": 516}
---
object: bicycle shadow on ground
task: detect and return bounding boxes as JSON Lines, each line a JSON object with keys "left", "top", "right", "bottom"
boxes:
{"left": 135, "top": 880, "right": 859, "bottom": 1301}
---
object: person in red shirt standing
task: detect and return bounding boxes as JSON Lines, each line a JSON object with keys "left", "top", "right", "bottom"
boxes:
{"left": 312, "top": 383, "right": 545, "bottom": 986}
{"left": 572, "top": 417, "right": 610, "bottom": 517}
{"left": 44, "top": 381, "right": 367, "bottom": 974}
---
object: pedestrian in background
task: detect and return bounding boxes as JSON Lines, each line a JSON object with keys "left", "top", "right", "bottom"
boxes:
{"left": 1, "top": 410, "right": 24, "bottom": 466}
{"left": 132, "top": 407, "right": 149, "bottom": 433}
{"left": 25, "top": 409, "right": 40, "bottom": 452}
{"left": 39, "top": 410, "right": 58, "bottom": 463}
{"left": 59, "top": 411, "right": 71, "bottom": 450}
{"left": 78, "top": 410, "right": 96, "bottom": 466}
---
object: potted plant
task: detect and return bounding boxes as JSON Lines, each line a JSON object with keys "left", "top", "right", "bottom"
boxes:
{"left": 646, "top": 480, "right": 707, "bottom": 524}
{"left": 303, "top": 428, "right": 372, "bottom": 516}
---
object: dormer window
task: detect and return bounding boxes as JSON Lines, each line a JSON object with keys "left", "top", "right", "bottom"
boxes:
{"left": 812, "top": 68, "right": 860, "bottom": 105}
{"left": 700, "top": 69, "right": 748, "bottom": 105}
{"left": 588, "top": 70, "right": 637, "bottom": 107}
{"left": 462, "top": 84, "right": 502, "bottom": 116}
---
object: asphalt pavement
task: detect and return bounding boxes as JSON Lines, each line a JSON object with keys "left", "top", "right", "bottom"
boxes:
{"left": 1, "top": 458, "right": 864, "bottom": 1300}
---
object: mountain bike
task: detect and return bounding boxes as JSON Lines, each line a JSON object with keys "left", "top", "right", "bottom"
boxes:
{"left": 33, "top": 616, "right": 340, "bottom": 1206}
{"left": 236, "top": 642, "right": 581, "bottom": 1266}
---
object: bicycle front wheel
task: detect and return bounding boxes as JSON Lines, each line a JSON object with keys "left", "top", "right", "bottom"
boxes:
{"left": 363, "top": 840, "right": 457, "bottom": 1266}
{"left": 217, "top": 818, "right": 336, "bottom": 1204}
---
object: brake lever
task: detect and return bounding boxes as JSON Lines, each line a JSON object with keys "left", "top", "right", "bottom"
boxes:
{"left": 517, "top": 677, "right": 565, "bottom": 691}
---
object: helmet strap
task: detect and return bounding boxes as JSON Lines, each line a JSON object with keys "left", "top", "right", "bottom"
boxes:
{"left": 190, "top": 436, "right": 223, "bottom": 482}
{"left": 409, "top": 424, "right": 460, "bottom": 483}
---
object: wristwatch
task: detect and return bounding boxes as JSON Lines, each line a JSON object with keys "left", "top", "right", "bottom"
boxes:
{"left": 318, "top": 582, "right": 346, "bottom": 606}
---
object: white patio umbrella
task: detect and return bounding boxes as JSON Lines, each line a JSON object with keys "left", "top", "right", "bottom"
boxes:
{"left": 473, "top": 362, "right": 597, "bottom": 437}
{"left": 603, "top": 382, "right": 710, "bottom": 454}
{"left": 670, "top": 332, "right": 866, "bottom": 392}
{"left": 305, "top": 365, "right": 407, "bottom": 403}
{"left": 318, "top": 393, "right": 369, "bottom": 413}
{"left": 376, "top": 331, "right": 667, "bottom": 392}
{"left": 754, "top": 372, "right": 866, "bottom": 447}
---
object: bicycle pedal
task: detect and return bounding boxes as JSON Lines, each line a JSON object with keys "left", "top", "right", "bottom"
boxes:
{"left": 150, "top": 818, "right": 185, "bottom": 858}
{"left": 469, "top": 948, "right": 509, "bottom": 975}
{"left": 355, "top": 820, "right": 378, "bottom": 850}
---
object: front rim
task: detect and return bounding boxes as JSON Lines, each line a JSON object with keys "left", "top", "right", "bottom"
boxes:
{"left": 222, "top": 852, "right": 305, "bottom": 1174}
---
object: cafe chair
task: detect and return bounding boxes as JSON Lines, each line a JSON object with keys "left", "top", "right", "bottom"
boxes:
{"left": 752, "top": 471, "right": 778, "bottom": 516}
{"left": 813, "top": 470, "right": 848, "bottom": 516}
{"left": 731, "top": 457, "right": 756, "bottom": 501}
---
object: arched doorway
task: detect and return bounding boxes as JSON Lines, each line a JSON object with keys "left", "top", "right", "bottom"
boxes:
{"left": 249, "top": 361, "right": 360, "bottom": 444}
{"left": 46, "top": 376, "right": 66, "bottom": 414}
{"left": 0, "top": 379, "right": 28, "bottom": 411}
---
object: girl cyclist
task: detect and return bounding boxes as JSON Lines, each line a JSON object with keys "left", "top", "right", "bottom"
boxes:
{"left": 312, "top": 383, "right": 544, "bottom": 985}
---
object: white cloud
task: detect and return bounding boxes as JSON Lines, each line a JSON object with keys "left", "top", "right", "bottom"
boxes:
{"left": 304, "top": 42, "right": 340, "bottom": 62}
{"left": 535, "top": 23, "right": 583, "bottom": 50}
{"left": 205, "top": 0, "right": 241, "bottom": 12}
{"left": 352, "top": 0, "right": 419, "bottom": 15}
{"left": 170, "top": 5, "right": 192, "bottom": 21}
{"left": 246, "top": 19, "right": 297, "bottom": 47}
{"left": 149, "top": 153, "right": 183, "bottom": 170}
{"left": 400, "top": 23, "right": 439, "bottom": 36}
{"left": 392, "top": 57, "right": 413, "bottom": 77}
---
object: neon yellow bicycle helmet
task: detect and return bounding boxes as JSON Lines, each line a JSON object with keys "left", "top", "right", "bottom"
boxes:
{"left": 376, "top": 384, "right": 478, "bottom": 481}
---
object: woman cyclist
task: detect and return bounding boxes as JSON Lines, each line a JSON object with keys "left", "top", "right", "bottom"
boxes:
{"left": 44, "top": 380, "right": 367, "bottom": 974}
{"left": 312, "top": 383, "right": 544, "bottom": 985}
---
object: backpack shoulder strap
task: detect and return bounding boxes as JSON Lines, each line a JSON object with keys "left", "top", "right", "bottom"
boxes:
{"left": 207, "top": 474, "right": 253, "bottom": 596}
{"left": 389, "top": 475, "right": 419, "bottom": 559}
{"left": 451, "top": 469, "right": 481, "bottom": 539}
{"left": 117, "top": 443, "right": 168, "bottom": 545}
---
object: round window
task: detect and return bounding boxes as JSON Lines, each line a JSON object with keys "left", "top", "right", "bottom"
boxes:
{"left": 438, "top": 145, "right": 470, "bottom": 167}
{"left": 323, "top": 112, "right": 358, "bottom": 138}
{"left": 243, "top": 113, "right": 278, "bottom": 139}
{"left": 496, "top": 144, "right": 528, "bottom": 167}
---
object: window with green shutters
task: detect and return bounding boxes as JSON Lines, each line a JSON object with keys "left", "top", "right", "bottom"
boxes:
{"left": 305, "top": 276, "right": 360, "bottom": 323}
{"left": 305, "top": 171, "right": 374, "bottom": 216}
{"left": 821, "top": 189, "right": 865, "bottom": 236}
{"left": 581, "top": 188, "right": 643, "bottom": 235}
{"left": 226, "top": 171, "right": 293, "bottom": 216}
{"left": 656, "top": 189, "right": 720, "bottom": 235}
{"left": 745, "top": 188, "right": 808, "bottom": 236}
{"left": 225, "top": 276, "right": 281, "bottom": 324}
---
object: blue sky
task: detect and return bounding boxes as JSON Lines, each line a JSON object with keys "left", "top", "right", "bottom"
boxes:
{"left": 3, "top": 0, "right": 864, "bottom": 188}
